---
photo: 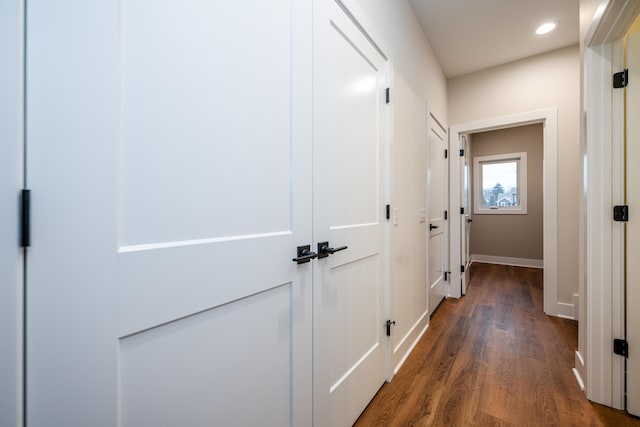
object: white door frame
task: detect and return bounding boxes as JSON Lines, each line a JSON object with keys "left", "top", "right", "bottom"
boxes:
{"left": 449, "top": 109, "right": 558, "bottom": 317}
{"left": 578, "top": 0, "right": 640, "bottom": 409}
{"left": 1, "top": 1, "right": 24, "bottom": 425}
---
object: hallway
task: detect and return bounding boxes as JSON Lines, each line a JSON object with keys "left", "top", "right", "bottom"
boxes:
{"left": 355, "top": 263, "right": 639, "bottom": 426}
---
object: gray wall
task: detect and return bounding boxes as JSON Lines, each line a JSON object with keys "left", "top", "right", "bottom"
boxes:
{"left": 470, "top": 124, "right": 544, "bottom": 260}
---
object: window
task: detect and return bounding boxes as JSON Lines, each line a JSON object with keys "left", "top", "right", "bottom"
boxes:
{"left": 473, "top": 152, "right": 527, "bottom": 214}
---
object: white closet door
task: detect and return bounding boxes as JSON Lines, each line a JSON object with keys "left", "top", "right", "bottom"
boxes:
{"left": 26, "top": 1, "right": 313, "bottom": 425}
{"left": 428, "top": 124, "right": 448, "bottom": 315}
{"left": 312, "top": 1, "right": 388, "bottom": 425}
{"left": 0, "top": 1, "right": 23, "bottom": 425}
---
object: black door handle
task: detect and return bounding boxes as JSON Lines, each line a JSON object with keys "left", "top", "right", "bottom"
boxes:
{"left": 467, "top": 218, "right": 473, "bottom": 223}
{"left": 292, "top": 245, "right": 318, "bottom": 264}
{"left": 317, "top": 242, "right": 348, "bottom": 258}
{"left": 429, "top": 224, "right": 439, "bottom": 231}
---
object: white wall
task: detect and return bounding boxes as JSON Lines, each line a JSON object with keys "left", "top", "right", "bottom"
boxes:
{"left": 351, "top": 0, "right": 448, "bottom": 373}
{"left": 353, "top": 0, "right": 447, "bottom": 122}
{"left": 0, "top": 1, "right": 23, "bottom": 425}
{"left": 448, "top": 45, "right": 581, "bottom": 305}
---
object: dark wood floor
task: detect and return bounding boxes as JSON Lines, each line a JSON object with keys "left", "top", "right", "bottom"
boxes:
{"left": 355, "top": 263, "right": 640, "bottom": 426}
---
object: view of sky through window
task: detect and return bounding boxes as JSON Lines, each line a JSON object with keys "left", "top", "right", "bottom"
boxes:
{"left": 482, "top": 161, "right": 517, "bottom": 190}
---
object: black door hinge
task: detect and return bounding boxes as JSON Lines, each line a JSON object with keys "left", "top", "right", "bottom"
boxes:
{"left": 385, "top": 87, "right": 390, "bottom": 104}
{"left": 613, "top": 338, "right": 628, "bottom": 358}
{"left": 444, "top": 210, "right": 448, "bottom": 220}
{"left": 444, "top": 149, "right": 448, "bottom": 159}
{"left": 460, "top": 149, "right": 465, "bottom": 157}
{"left": 461, "top": 265, "right": 465, "bottom": 273}
{"left": 386, "top": 204, "right": 390, "bottom": 220}
{"left": 386, "top": 319, "right": 396, "bottom": 336}
{"left": 613, "top": 70, "right": 628, "bottom": 88}
{"left": 21, "top": 189, "right": 31, "bottom": 248}
{"left": 460, "top": 207, "right": 465, "bottom": 215}
{"left": 444, "top": 271, "right": 448, "bottom": 281}
{"left": 613, "top": 205, "right": 628, "bottom": 222}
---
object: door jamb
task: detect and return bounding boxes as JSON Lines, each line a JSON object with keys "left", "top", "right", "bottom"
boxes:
{"left": 580, "top": 0, "right": 640, "bottom": 409}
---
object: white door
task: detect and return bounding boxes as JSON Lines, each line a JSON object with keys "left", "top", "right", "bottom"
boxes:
{"left": 460, "top": 134, "right": 472, "bottom": 294}
{"left": 26, "top": 1, "right": 313, "bottom": 426}
{"left": 626, "top": 30, "right": 640, "bottom": 417}
{"left": 312, "top": 1, "right": 388, "bottom": 425}
{"left": 427, "top": 121, "right": 448, "bottom": 315}
{"left": 0, "top": 2, "right": 23, "bottom": 425}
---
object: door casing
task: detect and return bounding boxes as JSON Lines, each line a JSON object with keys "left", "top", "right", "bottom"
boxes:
{"left": 449, "top": 109, "right": 558, "bottom": 315}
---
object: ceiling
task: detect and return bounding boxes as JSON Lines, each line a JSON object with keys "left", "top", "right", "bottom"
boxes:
{"left": 409, "top": 0, "right": 580, "bottom": 78}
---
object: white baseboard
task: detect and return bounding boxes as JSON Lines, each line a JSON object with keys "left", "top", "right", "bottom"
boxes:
{"left": 470, "top": 254, "right": 543, "bottom": 269}
{"left": 574, "top": 351, "right": 586, "bottom": 391}
{"left": 393, "top": 318, "right": 429, "bottom": 376}
{"left": 556, "top": 302, "right": 576, "bottom": 320}
{"left": 573, "top": 368, "right": 585, "bottom": 391}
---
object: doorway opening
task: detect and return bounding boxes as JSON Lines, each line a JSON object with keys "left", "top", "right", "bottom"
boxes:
{"left": 466, "top": 124, "right": 544, "bottom": 276}
{"left": 449, "top": 108, "right": 560, "bottom": 317}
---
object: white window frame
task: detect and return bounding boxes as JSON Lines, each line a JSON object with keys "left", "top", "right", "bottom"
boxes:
{"left": 473, "top": 152, "right": 527, "bottom": 215}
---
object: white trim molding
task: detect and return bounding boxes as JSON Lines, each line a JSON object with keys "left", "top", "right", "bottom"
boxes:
{"left": 470, "top": 254, "right": 543, "bottom": 269}
{"left": 449, "top": 109, "right": 559, "bottom": 319}
{"left": 556, "top": 302, "right": 576, "bottom": 320}
{"left": 583, "top": 38, "right": 626, "bottom": 409}
{"left": 574, "top": 351, "right": 586, "bottom": 391}
{"left": 393, "top": 320, "right": 429, "bottom": 376}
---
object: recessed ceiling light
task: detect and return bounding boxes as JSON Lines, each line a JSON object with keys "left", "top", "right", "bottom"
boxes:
{"left": 536, "top": 22, "right": 557, "bottom": 35}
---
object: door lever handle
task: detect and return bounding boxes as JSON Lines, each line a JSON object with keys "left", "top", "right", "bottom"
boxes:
{"left": 317, "top": 242, "right": 348, "bottom": 258}
{"left": 429, "top": 224, "right": 439, "bottom": 231}
{"left": 292, "top": 245, "right": 318, "bottom": 264}
{"left": 467, "top": 218, "right": 473, "bottom": 223}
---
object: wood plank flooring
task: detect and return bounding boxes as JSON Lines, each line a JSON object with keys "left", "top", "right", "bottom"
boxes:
{"left": 355, "top": 263, "right": 640, "bottom": 426}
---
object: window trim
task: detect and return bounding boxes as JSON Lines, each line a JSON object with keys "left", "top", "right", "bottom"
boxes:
{"left": 473, "top": 152, "right": 528, "bottom": 215}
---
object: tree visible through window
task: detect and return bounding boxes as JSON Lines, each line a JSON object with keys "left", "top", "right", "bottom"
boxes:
{"left": 474, "top": 153, "right": 527, "bottom": 214}
{"left": 481, "top": 161, "right": 517, "bottom": 207}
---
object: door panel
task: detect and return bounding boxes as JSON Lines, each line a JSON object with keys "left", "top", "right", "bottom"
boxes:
{"left": 27, "top": 1, "right": 313, "bottom": 425}
{"left": 428, "top": 124, "right": 448, "bottom": 315}
{"left": 313, "top": 1, "right": 388, "bottom": 425}
{"left": 120, "top": 285, "right": 293, "bottom": 426}
{"left": 119, "top": 0, "right": 291, "bottom": 245}
{"left": 627, "top": 30, "right": 640, "bottom": 417}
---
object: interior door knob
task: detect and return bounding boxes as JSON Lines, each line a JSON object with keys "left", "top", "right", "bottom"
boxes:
{"left": 429, "top": 224, "right": 439, "bottom": 231}
{"left": 292, "top": 245, "right": 318, "bottom": 264}
{"left": 317, "top": 241, "right": 348, "bottom": 259}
